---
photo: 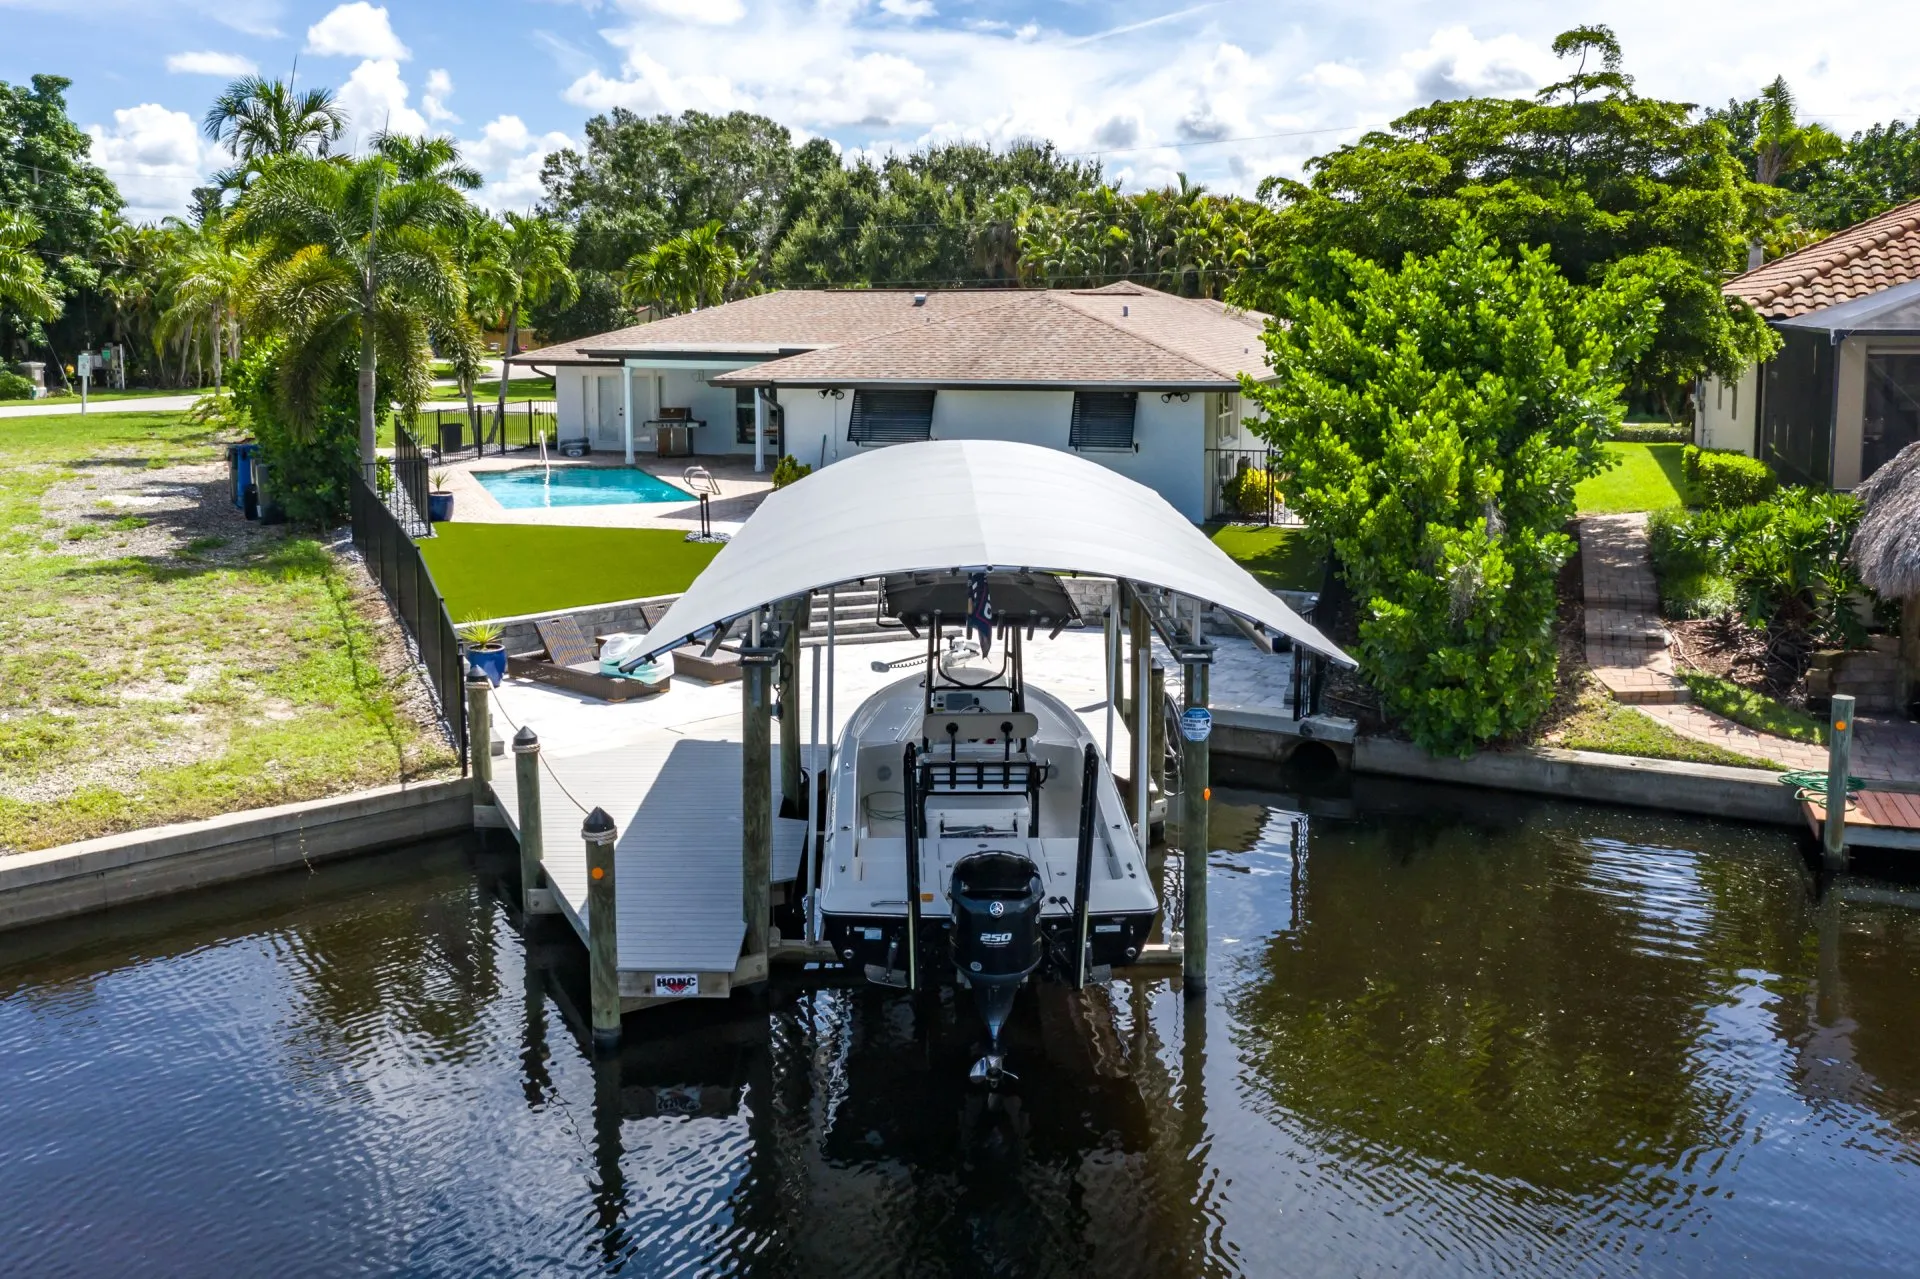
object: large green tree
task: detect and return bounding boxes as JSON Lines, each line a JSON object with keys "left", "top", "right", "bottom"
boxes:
{"left": 231, "top": 153, "right": 473, "bottom": 482}
{"left": 1245, "top": 227, "right": 1658, "bottom": 753}
{"left": 469, "top": 211, "right": 575, "bottom": 442}
{"left": 1241, "top": 26, "right": 1771, "bottom": 418}
{"left": 202, "top": 75, "right": 348, "bottom": 194}
{"left": 0, "top": 75, "right": 120, "bottom": 381}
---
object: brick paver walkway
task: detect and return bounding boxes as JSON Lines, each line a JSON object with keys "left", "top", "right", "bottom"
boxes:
{"left": 1579, "top": 512, "right": 1920, "bottom": 781}
{"left": 1579, "top": 513, "right": 1688, "bottom": 704}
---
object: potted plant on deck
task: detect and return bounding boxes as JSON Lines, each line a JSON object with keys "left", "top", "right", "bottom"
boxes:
{"left": 460, "top": 618, "right": 508, "bottom": 686}
{"left": 428, "top": 470, "right": 455, "bottom": 523}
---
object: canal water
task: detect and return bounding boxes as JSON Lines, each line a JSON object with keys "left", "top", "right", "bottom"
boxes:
{"left": 3, "top": 775, "right": 1919, "bottom": 1277}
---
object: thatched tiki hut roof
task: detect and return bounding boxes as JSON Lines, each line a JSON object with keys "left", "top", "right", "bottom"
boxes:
{"left": 1852, "top": 441, "right": 1920, "bottom": 599}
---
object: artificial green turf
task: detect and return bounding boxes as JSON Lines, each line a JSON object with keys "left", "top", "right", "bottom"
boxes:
{"left": 418, "top": 522, "right": 723, "bottom": 621}
{"left": 1206, "top": 523, "right": 1325, "bottom": 591}
{"left": 1575, "top": 443, "right": 1687, "bottom": 515}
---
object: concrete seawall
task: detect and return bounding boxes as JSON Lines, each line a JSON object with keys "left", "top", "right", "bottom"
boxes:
{"left": 0, "top": 779, "right": 472, "bottom": 933}
{"left": 1210, "top": 731, "right": 1803, "bottom": 827}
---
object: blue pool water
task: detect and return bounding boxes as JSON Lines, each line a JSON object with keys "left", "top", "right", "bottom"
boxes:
{"left": 475, "top": 466, "right": 691, "bottom": 508}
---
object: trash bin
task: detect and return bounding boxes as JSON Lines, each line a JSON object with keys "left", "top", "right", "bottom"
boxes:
{"left": 226, "top": 442, "right": 259, "bottom": 514}
{"left": 439, "top": 420, "right": 464, "bottom": 455}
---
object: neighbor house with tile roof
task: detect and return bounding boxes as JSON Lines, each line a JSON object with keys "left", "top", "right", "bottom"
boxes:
{"left": 507, "top": 282, "right": 1275, "bottom": 521}
{"left": 1697, "top": 198, "right": 1920, "bottom": 489}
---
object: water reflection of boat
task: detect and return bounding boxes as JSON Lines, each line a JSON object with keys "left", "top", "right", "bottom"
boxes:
{"left": 818, "top": 571, "right": 1160, "bottom": 1084}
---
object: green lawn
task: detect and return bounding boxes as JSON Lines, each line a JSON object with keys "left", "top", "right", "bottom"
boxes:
{"left": 1678, "top": 671, "right": 1828, "bottom": 745}
{"left": 1575, "top": 443, "right": 1687, "bottom": 514}
{"left": 1207, "top": 523, "right": 1324, "bottom": 591}
{"left": 419, "top": 523, "right": 722, "bottom": 621}
{"left": 426, "top": 377, "right": 554, "bottom": 404}
{"left": 0, "top": 410, "right": 452, "bottom": 852}
{"left": 1541, "top": 681, "right": 1775, "bottom": 768}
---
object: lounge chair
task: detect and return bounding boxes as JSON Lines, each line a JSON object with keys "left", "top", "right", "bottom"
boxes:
{"left": 507, "top": 615, "right": 671, "bottom": 701}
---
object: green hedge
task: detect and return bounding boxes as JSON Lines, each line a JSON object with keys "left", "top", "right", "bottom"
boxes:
{"left": 1614, "top": 422, "right": 1690, "bottom": 443}
{"left": 0, "top": 370, "right": 35, "bottom": 401}
{"left": 1681, "top": 445, "right": 1777, "bottom": 510}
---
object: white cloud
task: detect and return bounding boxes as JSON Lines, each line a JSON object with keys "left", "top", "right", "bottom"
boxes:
{"left": 86, "top": 104, "right": 213, "bottom": 223}
{"left": 878, "top": 0, "right": 935, "bottom": 18}
{"left": 1302, "top": 61, "right": 1367, "bottom": 90}
{"left": 423, "top": 68, "right": 458, "bottom": 124}
{"left": 166, "top": 50, "right": 259, "bottom": 76}
{"left": 336, "top": 58, "right": 427, "bottom": 146}
{"left": 622, "top": 0, "right": 745, "bottom": 26}
{"left": 1399, "top": 26, "right": 1555, "bottom": 102}
{"left": 462, "top": 115, "right": 576, "bottom": 211}
{"left": 305, "top": 2, "right": 411, "bottom": 60}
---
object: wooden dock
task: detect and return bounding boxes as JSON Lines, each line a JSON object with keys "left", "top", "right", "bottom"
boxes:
{"left": 1802, "top": 789, "right": 1920, "bottom": 852}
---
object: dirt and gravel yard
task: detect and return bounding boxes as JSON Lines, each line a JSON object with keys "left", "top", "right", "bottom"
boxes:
{"left": 0, "top": 411, "right": 455, "bottom": 852}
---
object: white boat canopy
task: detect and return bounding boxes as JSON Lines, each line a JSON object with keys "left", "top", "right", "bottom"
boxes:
{"left": 637, "top": 439, "right": 1353, "bottom": 666}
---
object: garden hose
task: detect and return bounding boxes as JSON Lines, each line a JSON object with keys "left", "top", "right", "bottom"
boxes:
{"left": 1779, "top": 768, "right": 1863, "bottom": 812}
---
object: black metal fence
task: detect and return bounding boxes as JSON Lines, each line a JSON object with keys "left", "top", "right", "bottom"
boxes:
{"left": 350, "top": 472, "right": 468, "bottom": 774}
{"left": 417, "top": 402, "right": 559, "bottom": 459}
{"left": 392, "top": 421, "right": 431, "bottom": 538}
{"left": 1205, "top": 446, "right": 1302, "bottom": 525}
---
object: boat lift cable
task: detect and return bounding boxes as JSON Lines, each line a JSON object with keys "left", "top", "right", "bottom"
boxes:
{"left": 487, "top": 696, "right": 594, "bottom": 818}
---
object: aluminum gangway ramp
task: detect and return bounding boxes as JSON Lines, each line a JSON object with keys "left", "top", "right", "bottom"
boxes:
{"left": 488, "top": 732, "right": 813, "bottom": 996}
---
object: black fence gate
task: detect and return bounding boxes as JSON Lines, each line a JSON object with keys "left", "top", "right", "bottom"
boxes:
{"left": 1205, "top": 446, "right": 1302, "bottom": 525}
{"left": 350, "top": 472, "right": 468, "bottom": 774}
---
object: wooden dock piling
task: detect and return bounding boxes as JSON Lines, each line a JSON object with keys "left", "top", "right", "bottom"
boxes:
{"left": 466, "top": 665, "right": 492, "bottom": 808}
{"left": 1824, "top": 694, "right": 1856, "bottom": 871}
{"left": 583, "top": 807, "right": 620, "bottom": 1050}
{"left": 742, "top": 649, "right": 773, "bottom": 963}
{"left": 778, "top": 598, "right": 804, "bottom": 816}
{"left": 1181, "top": 633, "right": 1211, "bottom": 997}
{"left": 512, "top": 726, "right": 547, "bottom": 915}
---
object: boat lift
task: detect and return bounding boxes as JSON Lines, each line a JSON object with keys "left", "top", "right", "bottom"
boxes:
{"left": 472, "top": 440, "right": 1352, "bottom": 1049}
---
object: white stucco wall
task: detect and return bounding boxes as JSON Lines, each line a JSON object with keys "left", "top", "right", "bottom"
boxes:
{"left": 1696, "top": 364, "right": 1759, "bottom": 455}
{"left": 808, "top": 387, "right": 1208, "bottom": 522}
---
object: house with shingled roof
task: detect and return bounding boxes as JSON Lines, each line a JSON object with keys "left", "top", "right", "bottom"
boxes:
{"left": 1698, "top": 198, "right": 1920, "bottom": 489}
{"left": 506, "top": 282, "right": 1275, "bottom": 521}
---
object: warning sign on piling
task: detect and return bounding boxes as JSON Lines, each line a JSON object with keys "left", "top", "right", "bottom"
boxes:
{"left": 1179, "top": 708, "right": 1213, "bottom": 742}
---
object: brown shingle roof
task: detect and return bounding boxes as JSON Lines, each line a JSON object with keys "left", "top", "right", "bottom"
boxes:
{"left": 510, "top": 289, "right": 1025, "bottom": 364}
{"left": 514, "top": 283, "right": 1273, "bottom": 387}
{"left": 1726, "top": 199, "right": 1920, "bottom": 319}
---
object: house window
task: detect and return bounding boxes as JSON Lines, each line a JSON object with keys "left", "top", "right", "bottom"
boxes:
{"left": 735, "top": 387, "right": 782, "bottom": 449}
{"left": 1212, "top": 391, "right": 1239, "bottom": 442}
{"left": 1069, "top": 391, "right": 1138, "bottom": 451}
{"left": 848, "top": 389, "right": 936, "bottom": 445}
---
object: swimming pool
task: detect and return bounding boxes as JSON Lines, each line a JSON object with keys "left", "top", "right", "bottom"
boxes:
{"left": 474, "top": 466, "right": 691, "bottom": 508}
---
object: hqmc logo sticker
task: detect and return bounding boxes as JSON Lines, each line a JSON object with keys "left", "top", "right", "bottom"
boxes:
{"left": 654, "top": 973, "right": 699, "bottom": 997}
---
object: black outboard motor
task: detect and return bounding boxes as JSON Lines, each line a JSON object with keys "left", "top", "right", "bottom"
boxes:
{"left": 950, "top": 850, "right": 1044, "bottom": 1085}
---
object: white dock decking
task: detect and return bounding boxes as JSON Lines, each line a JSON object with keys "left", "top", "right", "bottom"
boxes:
{"left": 480, "top": 628, "right": 1305, "bottom": 993}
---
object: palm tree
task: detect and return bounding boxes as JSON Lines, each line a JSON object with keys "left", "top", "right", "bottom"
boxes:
{"left": 156, "top": 222, "right": 249, "bottom": 390}
{"left": 231, "top": 153, "right": 472, "bottom": 482}
{"left": 623, "top": 222, "right": 741, "bottom": 317}
{"left": 204, "top": 75, "right": 348, "bottom": 160}
{"left": 374, "top": 132, "right": 482, "bottom": 191}
{"left": 1747, "top": 77, "right": 1844, "bottom": 268}
{"left": 0, "top": 210, "right": 62, "bottom": 324}
{"left": 470, "top": 212, "right": 576, "bottom": 443}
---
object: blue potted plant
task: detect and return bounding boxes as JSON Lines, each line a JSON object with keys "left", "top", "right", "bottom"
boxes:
{"left": 428, "top": 469, "right": 455, "bottom": 523}
{"left": 459, "top": 618, "right": 507, "bottom": 686}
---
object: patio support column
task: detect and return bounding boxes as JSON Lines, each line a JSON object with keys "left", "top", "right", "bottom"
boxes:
{"left": 1128, "top": 587, "right": 1150, "bottom": 772}
{"left": 742, "top": 630, "right": 775, "bottom": 964}
{"left": 622, "top": 362, "right": 635, "bottom": 466}
{"left": 753, "top": 387, "right": 768, "bottom": 473}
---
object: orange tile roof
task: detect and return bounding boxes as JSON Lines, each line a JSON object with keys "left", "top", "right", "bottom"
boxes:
{"left": 515, "top": 283, "right": 1272, "bottom": 387}
{"left": 1726, "top": 199, "right": 1920, "bottom": 319}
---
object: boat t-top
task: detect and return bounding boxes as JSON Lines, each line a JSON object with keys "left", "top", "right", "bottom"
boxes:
{"left": 817, "top": 570, "right": 1158, "bottom": 1082}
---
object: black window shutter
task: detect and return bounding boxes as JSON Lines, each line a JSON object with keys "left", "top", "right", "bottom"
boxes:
{"left": 1070, "top": 391, "right": 1138, "bottom": 451}
{"left": 848, "top": 389, "right": 936, "bottom": 444}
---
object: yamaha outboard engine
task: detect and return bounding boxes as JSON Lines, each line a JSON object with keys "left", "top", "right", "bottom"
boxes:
{"left": 950, "top": 850, "right": 1044, "bottom": 1085}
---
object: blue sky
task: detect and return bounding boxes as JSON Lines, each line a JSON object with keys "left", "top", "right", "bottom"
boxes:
{"left": 6, "top": 0, "right": 1918, "bottom": 222}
